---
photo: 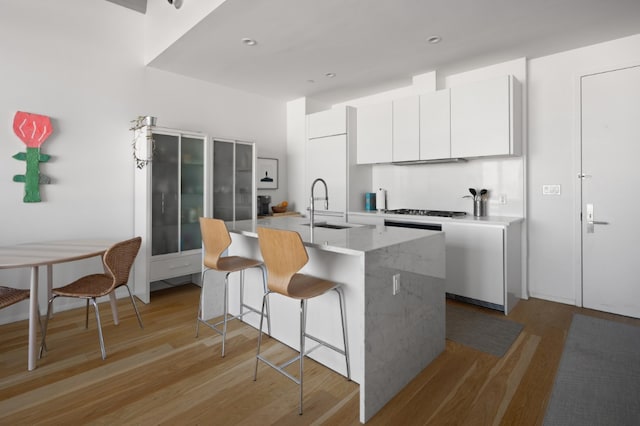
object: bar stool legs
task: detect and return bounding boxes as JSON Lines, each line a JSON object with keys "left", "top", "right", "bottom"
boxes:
{"left": 196, "top": 264, "right": 271, "bottom": 357}
{"left": 254, "top": 287, "right": 350, "bottom": 415}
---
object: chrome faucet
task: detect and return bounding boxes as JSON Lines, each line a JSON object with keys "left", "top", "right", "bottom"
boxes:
{"left": 309, "top": 178, "right": 328, "bottom": 230}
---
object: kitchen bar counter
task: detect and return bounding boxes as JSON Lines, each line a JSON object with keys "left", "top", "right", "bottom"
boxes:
{"left": 220, "top": 216, "right": 446, "bottom": 423}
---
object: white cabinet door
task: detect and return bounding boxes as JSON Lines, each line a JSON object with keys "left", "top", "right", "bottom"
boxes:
{"left": 392, "top": 96, "right": 420, "bottom": 162}
{"left": 450, "top": 75, "right": 520, "bottom": 158}
{"left": 442, "top": 223, "right": 504, "bottom": 306}
{"left": 307, "top": 134, "right": 347, "bottom": 214}
{"left": 420, "top": 89, "right": 451, "bottom": 160}
{"left": 356, "top": 102, "right": 392, "bottom": 164}
{"left": 307, "top": 107, "right": 347, "bottom": 139}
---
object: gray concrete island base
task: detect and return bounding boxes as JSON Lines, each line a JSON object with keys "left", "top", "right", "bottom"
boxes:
{"left": 207, "top": 217, "right": 445, "bottom": 423}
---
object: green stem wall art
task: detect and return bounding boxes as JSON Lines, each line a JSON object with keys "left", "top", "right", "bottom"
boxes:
{"left": 12, "top": 111, "right": 53, "bottom": 202}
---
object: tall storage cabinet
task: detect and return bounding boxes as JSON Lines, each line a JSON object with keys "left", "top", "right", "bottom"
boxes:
{"left": 306, "top": 106, "right": 371, "bottom": 220}
{"left": 134, "top": 127, "right": 210, "bottom": 303}
{"left": 212, "top": 139, "right": 255, "bottom": 221}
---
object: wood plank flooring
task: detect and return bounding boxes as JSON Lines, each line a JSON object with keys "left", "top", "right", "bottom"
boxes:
{"left": 1, "top": 284, "right": 638, "bottom": 425}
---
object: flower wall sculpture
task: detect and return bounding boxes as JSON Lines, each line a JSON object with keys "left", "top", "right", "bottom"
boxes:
{"left": 12, "top": 111, "right": 53, "bottom": 202}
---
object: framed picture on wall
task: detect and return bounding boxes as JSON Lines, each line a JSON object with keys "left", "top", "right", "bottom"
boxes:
{"left": 257, "top": 157, "right": 278, "bottom": 189}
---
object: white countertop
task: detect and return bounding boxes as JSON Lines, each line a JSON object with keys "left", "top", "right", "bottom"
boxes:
{"left": 349, "top": 210, "right": 524, "bottom": 226}
{"left": 226, "top": 216, "right": 442, "bottom": 256}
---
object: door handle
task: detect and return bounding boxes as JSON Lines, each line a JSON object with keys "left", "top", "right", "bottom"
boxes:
{"left": 586, "top": 203, "right": 609, "bottom": 233}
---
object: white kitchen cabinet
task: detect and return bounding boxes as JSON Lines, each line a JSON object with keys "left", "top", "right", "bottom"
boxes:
{"left": 307, "top": 134, "right": 347, "bottom": 215}
{"left": 307, "top": 106, "right": 347, "bottom": 139}
{"left": 420, "top": 89, "right": 451, "bottom": 160}
{"left": 442, "top": 221, "right": 521, "bottom": 313}
{"left": 133, "top": 127, "right": 210, "bottom": 303}
{"left": 306, "top": 106, "right": 370, "bottom": 220}
{"left": 450, "top": 75, "right": 521, "bottom": 158}
{"left": 356, "top": 101, "right": 392, "bottom": 164}
{"left": 392, "top": 96, "right": 420, "bottom": 162}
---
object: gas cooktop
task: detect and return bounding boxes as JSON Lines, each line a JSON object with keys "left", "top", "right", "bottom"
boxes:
{"left": 385, "top": 209, "right": 467, "bottom": 218}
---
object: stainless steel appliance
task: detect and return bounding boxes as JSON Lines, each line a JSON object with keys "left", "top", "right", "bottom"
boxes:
{"left": 257, "top": 195, "right": 271, "bottom": 216}
{"left": 385, "top": 209, "right": 467, "bottom": 218}
{"left": 384, "top": 220, "right": 442, "bottom": 231}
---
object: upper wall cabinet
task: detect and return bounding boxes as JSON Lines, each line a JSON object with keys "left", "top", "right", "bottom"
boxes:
{"left": 356, "top": 101, "right": 393, "bottom": 164}
{"left": 307, "top": 106, "right": 347, "bottom": 139}
{"left": 420, "top": 89, "right": 451, "bottom": 160}
{"left": 393, "top": 96, "right": 420, "bottom": 162}
{"left": 450, "top": 75, "right": 522, "bottom": 158}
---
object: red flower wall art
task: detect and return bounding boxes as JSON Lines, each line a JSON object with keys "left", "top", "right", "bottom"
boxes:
{"left": 12, "top": 111, "right": 53, "bottom": 202}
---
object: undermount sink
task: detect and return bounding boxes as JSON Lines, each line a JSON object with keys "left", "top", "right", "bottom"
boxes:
{"left": 300, "top": 221, "right": 354, "bottom": 230}
{"left": 314, "top": 223, "right": 353, "bottom": 229}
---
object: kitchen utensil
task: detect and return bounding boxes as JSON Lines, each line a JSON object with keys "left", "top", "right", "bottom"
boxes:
{"left": 469, "top": 188, "right": 477, "bottom": 199}
{"left": 480, "top": 189, "right": 488, "bottom": 200}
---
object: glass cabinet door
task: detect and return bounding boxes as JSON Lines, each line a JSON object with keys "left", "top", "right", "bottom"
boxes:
{"left": 151, "top": 133, "right": 179, "bottom": 256}
{"left": 235, "top": 143, "right": 253, "bottom": 220}
{"left": 213, "top": 140, "right": 234, "bottom": 221}
{"left": 180, "top": 137, "right": 204, "bottom": 251}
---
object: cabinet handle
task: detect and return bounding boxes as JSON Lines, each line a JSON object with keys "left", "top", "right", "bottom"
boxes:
{"left": 161, "top": 192, "right": 165, "bottom": 215}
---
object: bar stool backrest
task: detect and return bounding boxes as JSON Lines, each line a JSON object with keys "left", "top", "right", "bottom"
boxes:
{"left": 200, "top": 217, "right": 232, "bottom": 270}
{"left": 256, "top": 227, "right": 309, "bottom": 296}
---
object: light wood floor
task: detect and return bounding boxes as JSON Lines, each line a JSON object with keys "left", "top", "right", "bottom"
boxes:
{"left": 1, "top": 284, "right": 638, "bottom": 425}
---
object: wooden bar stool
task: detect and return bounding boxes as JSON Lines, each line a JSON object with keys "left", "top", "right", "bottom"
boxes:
{"left": 196, "top": 217, "right": 271, "bottom": 357}
{"left": 254, "top": 226, "right": 350, "bottom": 415}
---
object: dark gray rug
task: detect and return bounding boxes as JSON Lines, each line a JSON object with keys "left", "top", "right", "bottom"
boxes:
{"left": 445, "top": 304, "right": 523, "bottom": 357}
{"left": 544, "top": 314, "right": 640, "bottom": 426}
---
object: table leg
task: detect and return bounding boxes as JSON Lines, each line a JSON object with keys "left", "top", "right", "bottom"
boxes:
{"left": 28, "top": 266, "right": 38, "bottom": 371}
{"left": 110, "top": 293, "right": 119, "bottom": 325}
{"left": 47, "top": 264, "right": 53, "bottom": 315}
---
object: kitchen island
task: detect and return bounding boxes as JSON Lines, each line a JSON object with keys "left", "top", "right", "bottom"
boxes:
{"left": 216, "top": 216, "right": 445, "bottom": 423}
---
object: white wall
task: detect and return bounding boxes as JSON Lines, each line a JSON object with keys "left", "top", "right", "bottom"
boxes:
{"left": 527, "top": 33, "right": 640, "bottom": 304}
{"left": 0, "top": 0, "right": 286, "bottom": 323}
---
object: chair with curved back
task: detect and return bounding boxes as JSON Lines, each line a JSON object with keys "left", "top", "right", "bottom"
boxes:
{"left": 39, "top": 236, "right": 143, "bottom": 360}
{"left": 196, "top": 217, "right": 271, "bottom": 357}
{"left": 254, "top": 226, "right": 350, "bottom": 415}
{"left": 0, "top": 286, "right": 31, "bottom": 311}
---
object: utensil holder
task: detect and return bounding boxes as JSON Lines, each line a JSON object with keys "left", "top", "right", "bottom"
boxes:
{"left": 474, "top": 200, "right": 487, "bottom": 217}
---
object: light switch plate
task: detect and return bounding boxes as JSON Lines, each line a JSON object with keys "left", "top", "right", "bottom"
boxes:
{"left": 542, "top": 184, "right": 561, "bottom": 195}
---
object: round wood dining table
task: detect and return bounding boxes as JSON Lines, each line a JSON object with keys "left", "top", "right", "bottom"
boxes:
{"left": 0, "top": 239, "right": 118, "bottom": 370}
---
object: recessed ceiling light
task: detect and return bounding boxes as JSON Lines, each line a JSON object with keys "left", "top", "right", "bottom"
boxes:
{"left": 241, "top": 38, "right": 257, "bottom": 46}
{"left": 325, "top": 72, "right": 336, "bottom": 78}
{"left": 427, "top": 35, "right": 442, "bottom": 44}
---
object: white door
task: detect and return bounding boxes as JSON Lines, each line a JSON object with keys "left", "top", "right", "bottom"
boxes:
{"left": 581, "top": 65, "right": 640, "bottom": 318}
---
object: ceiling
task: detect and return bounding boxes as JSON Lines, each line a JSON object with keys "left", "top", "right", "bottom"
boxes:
{"left": 114, "top": 0, "right": 640, "bottom": 104}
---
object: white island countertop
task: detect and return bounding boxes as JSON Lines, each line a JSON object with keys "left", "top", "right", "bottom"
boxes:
{"left": 224, "top": 214, "right": 446, "bottom": 423}
{"left": 226, "top": 215, "right": 443, "bottom": 256}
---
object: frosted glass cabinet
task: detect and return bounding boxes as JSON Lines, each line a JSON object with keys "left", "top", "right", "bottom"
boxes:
{"left": 151, "top": 133, "right": 205, "bottom": 254}
{"left": 134, "top": 127, "right": 210, "bottom": 303}
{"left": 212, "top": 139, "right": 255, "bottom": 222}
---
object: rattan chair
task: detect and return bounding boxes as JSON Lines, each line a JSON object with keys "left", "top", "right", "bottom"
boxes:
{"left": 0, "top": 286, "right": 31, "bottom": 310}
{"left": 196, "top": 217, "right": 271, "bottom": 357}
{"left": 39, "top": 237, "right": 143, "bottom": 360}
{"left": 254, "top": 226, "right": 350, "bottom": 415}
{"left": 0, "top": 286, "right": 45, "bottom": 350}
